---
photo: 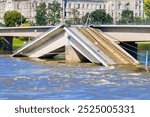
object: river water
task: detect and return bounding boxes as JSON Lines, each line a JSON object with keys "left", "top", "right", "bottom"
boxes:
{"left": 0, "top": 49, "right": 150, "bottom": 100}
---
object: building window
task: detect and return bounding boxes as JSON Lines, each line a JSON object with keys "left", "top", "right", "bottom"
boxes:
{"left": 104, "top": 5, "right": 106, "bottom": 9}
{"left": 78, "top": 4, "right": 80, "bottom": 9}
{"left": 99, "top": 5, "right": 101, "bottom": 9}
{"left": 82, "top": 4, "right": 84, "bottom": 9}
{"left": 74, "top": 4, "right": 76, "bottom": 8}
{"left": 135, "top": 2, "right": 138, "bottom": 9}
{"left": 82, "top": 12, "right": 84, "bottom": 15}
{"left": 69, "top": 3, "right": 71, "bottom": 8}
{"left": 17, "top": 3, "right": 20, "bottom": 9}
{"left": 118, "top": 1, "right": 121, "bottom": 9}
{"left": 125, "top": 2, "right": 130, "bottom": 9}
{"left": 32, "top": 3, "right": 34, "bottom": 8}
{"left": 0, "top": 5, "right": 3, "bottom": 10}
{"left": 35, "top": 2, "right": 37, "bottom": 8}
{"left": 118, "top": 13, "right": 121, "bottom": 19}
{"left": 112, "top": 12, "right": 113, "bottom": 17}
{"left": 87, "top": 4, "right": 89, "bottom": 9}
{"left": 91, "top": 4, "right": 93, "bottom": 9}
{"left": 96, "top": 4, "right": 99, "bottom": 9}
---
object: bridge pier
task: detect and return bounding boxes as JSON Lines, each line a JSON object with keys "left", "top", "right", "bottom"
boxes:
{"left": 65, "top": 45, "right": 82, "bottom": 62}
{"left": 119, "top": 42, "right": 137, "bottom": 59}
{"left": 3, "top": 36, "right": 13, "bottom": 53}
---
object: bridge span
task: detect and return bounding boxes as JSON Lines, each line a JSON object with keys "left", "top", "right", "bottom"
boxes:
{"left": 0, "top": 25, "right": 150, "bottom": 42}
{"left": 93, "top": 25, "right": 150, "bottom": 42}
{"left": 1, "top": 25, "right": 150, "bottom": 66}
{"left": 12, "top": 25, "right": 139, "bottom": 66}
{"left": 0, "top": 26, "right": 55, "bottom": 37}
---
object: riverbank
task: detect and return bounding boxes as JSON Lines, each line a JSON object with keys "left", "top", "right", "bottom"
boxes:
{"left": 0, "top": 50, "right": 12, "bottom": 54}
{"left": 13, "top": 38, "right": 27, "bottom": 50}
{"left": 137, "top": 42, "right": 150, "bottom": 50}
{"left": 137, "top": 42, "right": 150, "bottom": 44}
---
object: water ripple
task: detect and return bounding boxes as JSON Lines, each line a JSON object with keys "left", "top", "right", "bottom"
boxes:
{"left": 0, "top": 56, "right": 150, "bottom": 100}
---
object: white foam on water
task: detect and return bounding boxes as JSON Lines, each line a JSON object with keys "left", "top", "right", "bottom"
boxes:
{"left": 127, "top": 73, "right": 142, "bottom": 76}
{"left": 98, "top": 66, "right": 115, "bottom": 71}
{"left": 87, "top": 71, "right": 102, "bottom": 75}
{"left": 92, "top": 79, "right": 115, "bottom": 86}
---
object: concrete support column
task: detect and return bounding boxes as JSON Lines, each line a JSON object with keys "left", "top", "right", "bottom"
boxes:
{"left": 120, "top": 42, "right": 137, "bottom": 59}
{"left": 65, "top": 45, "right": 81, "bottom": 62}
{"left": 3, "top": 36, "right": 13, "bottom": 52}
{"left": 0, "top": 37, "right": 3, "bottom": 49}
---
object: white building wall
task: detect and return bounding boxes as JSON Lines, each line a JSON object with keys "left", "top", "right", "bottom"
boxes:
{"left": 0, "top": 0, "right": 145, "bottom": 24}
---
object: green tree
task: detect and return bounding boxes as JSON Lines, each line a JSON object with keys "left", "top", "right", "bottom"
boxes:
{"left": 105, "top": 14, "right": 113, "bottom": 23}
{"left": 119, "top": 9, "right": 134, "bottom": 24}
{"left": 82, "top": 9, "right": 113, "bottom": 25}
{"left": 134, "top": 17, "right": 145, "bottom": 24}
{"left": 47, "top": 0, "right": 62, "bottom": 25}
{"left": 81, "top": 12, "right": 90, "bottom": 24}
{"left": 0, "top": 22, "right": 4, "bottom": 27}
{"left": 4, "top": 10, "right": 26, "bottom": 27}
{"left": 35, "top": 2, "right": 47, "bottom": 26}
{"left": 144, "top": 0, "right": 150, "bottom": 18}
{"left": 71, "top": 8, "right": 81, "bottom": 25}
{"left": 65, "top": 8, "right": 81, "bottom": 25}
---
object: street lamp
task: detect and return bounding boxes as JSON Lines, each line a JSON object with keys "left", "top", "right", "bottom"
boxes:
{"left": 62, "top": 0, "right": 66, "bottom": 24}
{"left": 20, "top": 0, "right": 22, "bottom": 25}
{"left": 113, "top": 0, "right": 117, "bottom": 25}
{"left": 30, "top": 0, "right": 32, "bottom": 21}
{"left": 85, "top": 12, "right": 90, "bottom": 27}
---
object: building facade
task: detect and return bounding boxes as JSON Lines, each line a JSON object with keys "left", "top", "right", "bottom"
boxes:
{"left": 0, "top": 0, "right": 145, "bottom": 24}
{"left": 0, "top": 0, "right": 63, "bottom": 23}
{"left": 65, "top": 0, "right": 144, "bottom": 23}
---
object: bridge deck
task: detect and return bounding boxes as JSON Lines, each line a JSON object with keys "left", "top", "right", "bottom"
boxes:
{"left": 12, "top": 25, "right": 140, "bottom": 66}
{"left": 78, "top": 27, "right": 139, "bottom": 65}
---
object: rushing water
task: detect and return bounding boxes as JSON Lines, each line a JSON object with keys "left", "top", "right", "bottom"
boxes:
{"left": 0, "top": 44, "right": 150, "bottom": 100}
{"left": 0, "top": 52, "right": 150, "bottom": 100}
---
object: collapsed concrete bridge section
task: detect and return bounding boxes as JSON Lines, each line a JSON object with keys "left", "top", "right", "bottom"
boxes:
{"left": 12, "top": 25, "right": 139, "bottom": 66}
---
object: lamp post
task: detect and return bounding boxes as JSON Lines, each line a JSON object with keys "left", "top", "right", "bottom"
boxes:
{"left": 62, "top": 0, "right": 66, "bottom": 24}
{"left": 30, "top": 0, "right": 32, "bottom": 21}
{"left": 20, "top": 0, "right": 22, "bottom": 25}
{"left": 113, "top": 0, "right": 117, "bottom": 25}
{"left": 85, "top": 12, "right": 90, "bottom": 27}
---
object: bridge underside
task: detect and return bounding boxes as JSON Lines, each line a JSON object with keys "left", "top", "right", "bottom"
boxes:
{"left": 94, "top": 25, "right": 150, "bottom": 42}
{"left": 12, "top": 25, "right": 140, "bottom": 66}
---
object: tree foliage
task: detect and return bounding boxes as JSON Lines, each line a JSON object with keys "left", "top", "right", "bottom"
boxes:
{"left": 82, "top": 9, "right": 113, "bottom": 25}
{"left": 119, "top": 9, "right": 134, "bottom": 24}
{"left": 47, "top": 0, "right": 62, "bottom": 25}
{"left": 144, "top": 0, "right": 150, "bottom": 18}
{"left": 71, "top": 8, "right": 79, "bottom": 19}
{"left": 82, "top": 12, "right": 90, "bottom": 24}
{"left": 20, "top": 23, "right": 31, "bottom": 27}
{"left": 0, "top": 22, "right": 4, "bottom": 26}
{"left": 35, "top": 2, "right": 47, "bottom": 26}
{"left": 134, "top": 17, "right": 145, "bottom": 24}
{"left": 65, "top": 8, "right": 80, "bottom": 25}
{"left": 4, "top": 10, "right": 26, "bottom": 27}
